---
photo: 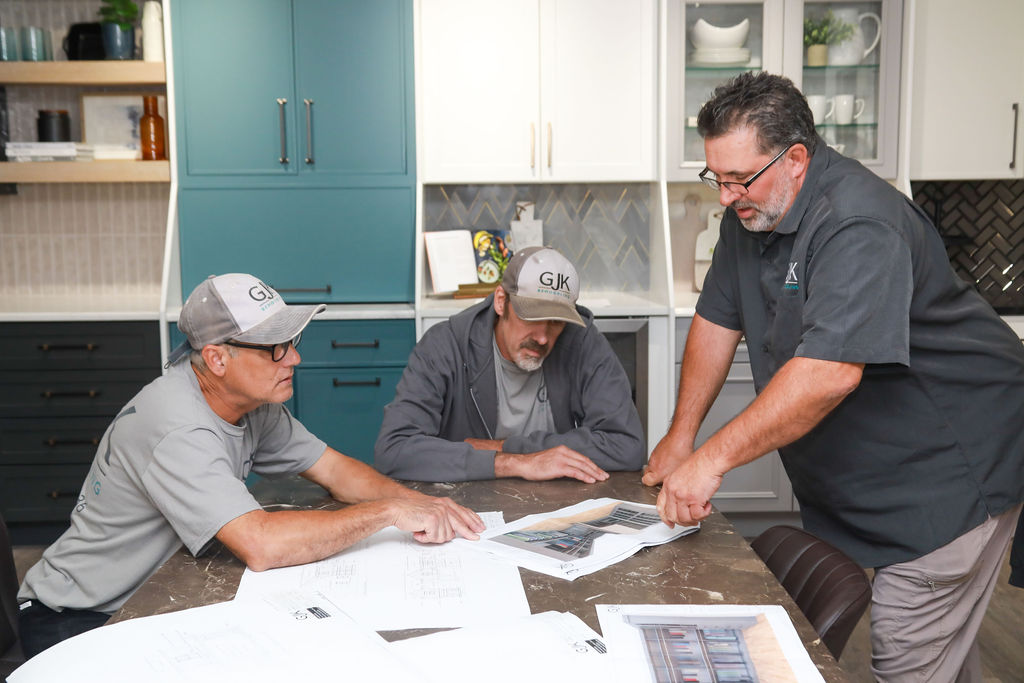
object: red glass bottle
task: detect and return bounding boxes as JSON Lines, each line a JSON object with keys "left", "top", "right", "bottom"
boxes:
{"left": 139, "top": 95, "right": 166, "bottom": 161}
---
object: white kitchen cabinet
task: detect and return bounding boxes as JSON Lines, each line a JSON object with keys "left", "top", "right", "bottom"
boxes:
{"left": 666, "top": 0, "right": 902, "bottom": 180}
{"left": 418, "top": 0, "right": 656, "bottom": 182}
{"left": 909, "top": 0, "right": 1024, "bottom": 180}
{"left": 674, "top": 317, "right": 795, "bottom": 513}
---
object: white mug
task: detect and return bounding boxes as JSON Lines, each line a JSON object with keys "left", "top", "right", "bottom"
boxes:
{"left": 833, "top": 94, "right": 865, "bottom": 125}
{"left": 806, "top": 95, "right": 834, "bottom": 125}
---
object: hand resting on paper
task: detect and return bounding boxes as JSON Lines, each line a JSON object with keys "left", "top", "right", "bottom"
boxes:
{"left": 390, "top": 494, "right": 484, "bottom": 544}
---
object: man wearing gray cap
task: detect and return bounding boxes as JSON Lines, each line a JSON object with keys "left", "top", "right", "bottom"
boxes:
{"left": 375, "top": 247, "right": 645, "bottom": 483}
{"left": 17, "top": 273, "right": 483, "bottom": 657}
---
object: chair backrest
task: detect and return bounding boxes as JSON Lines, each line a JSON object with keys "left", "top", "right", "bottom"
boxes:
{"left": 750, "top": 524, "right": 871, "bottom": 659}
{"left": 0, "top": 511, "right": 20, "bottom": 657}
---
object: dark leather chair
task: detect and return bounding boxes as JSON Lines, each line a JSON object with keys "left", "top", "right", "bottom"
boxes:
{"left": 751, "top": 525, "right": 872, "bottom": 659}
{"left": 1, "top": 512, "right": 26, "bottom": 677}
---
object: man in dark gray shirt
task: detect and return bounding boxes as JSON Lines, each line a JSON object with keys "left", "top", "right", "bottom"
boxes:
{"left": 376, "top": 247, "right": 645, "bottom": 483}
{"left": 643, "top": 72, "right": 1024, "bottom": 682}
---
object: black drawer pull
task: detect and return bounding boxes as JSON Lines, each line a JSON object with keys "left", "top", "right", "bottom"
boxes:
{"left": 47, "top": 490, "right": 78, "bottom": 500}
{"left": 273, "top": 285, "right": 332, "bottom": 294}
{"left": 44, "top": 437, "right": 101, "bottom": 447}
{"left": 332, "top": 377, "right": 381, "bottom": 387}
{"left": 40, "top": 390, "right": 101, "bottom": 399}
{"left": 38, "top": 343, "right": 100, "bottom": 352}
{"left": 331, "top": 339, "right": 380, "bottom": 349}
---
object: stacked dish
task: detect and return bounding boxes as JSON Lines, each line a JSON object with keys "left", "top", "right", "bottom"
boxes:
{"left": 689, "top": 18, "right": 750, "bottom": 66}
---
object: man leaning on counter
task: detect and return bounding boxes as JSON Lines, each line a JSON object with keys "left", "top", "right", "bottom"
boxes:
{"left": 15, "top": 273, "right": 484, "bottom": 658}
{"left": 644, "top": 72, "right": 1024, "bottom": 683}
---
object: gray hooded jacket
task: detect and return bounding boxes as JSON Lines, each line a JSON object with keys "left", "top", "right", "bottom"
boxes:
{"left": 374, "top": 295, "right": 645, "bottom": 481}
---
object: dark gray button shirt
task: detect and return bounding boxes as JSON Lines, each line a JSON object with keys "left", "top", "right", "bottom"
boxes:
{"left": 696, "top": 141, "right": 1024, "bottom": 567}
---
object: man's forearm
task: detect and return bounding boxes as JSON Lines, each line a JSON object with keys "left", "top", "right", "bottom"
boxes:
{"left": 221, "top": 502, "right": 399, "bottom": 571}
{"left": 697, "top": 356, "right": 863, "bottom": 474}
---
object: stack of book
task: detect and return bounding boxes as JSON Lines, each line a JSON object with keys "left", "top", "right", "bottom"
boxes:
{"left": 2, "top": 142, "right": 141, "bottom": 162}
{"left": 4, "top": 142, "right": 78, "bottom": 162}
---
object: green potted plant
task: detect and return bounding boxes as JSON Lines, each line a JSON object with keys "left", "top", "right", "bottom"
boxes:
{"left": 803, "top": 11, "right": 855, "bottom": 67}
{"left": 98, "top": 0, "right": 139, "bottom": 60}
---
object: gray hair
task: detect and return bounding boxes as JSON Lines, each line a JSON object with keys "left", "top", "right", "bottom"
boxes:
{"left": 696, "top": 71, "right": 818, "bottom": 156}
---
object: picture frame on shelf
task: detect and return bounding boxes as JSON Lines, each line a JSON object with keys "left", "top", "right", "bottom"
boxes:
{"left": 80, "top": 92, "right": 165, "bottom": 149}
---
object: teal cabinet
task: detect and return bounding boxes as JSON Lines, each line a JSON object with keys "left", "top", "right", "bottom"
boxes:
{"left": 178, "top": 187, "right": 414, "bottom": 302}
{"left": 172, "top": 0, "right": 415, "bottom": 303}
{"left": 173, "top": 0, "right": 413, "bottom": 184}
{"left": 292, "top": 320, "right": 414, "bottom": 464}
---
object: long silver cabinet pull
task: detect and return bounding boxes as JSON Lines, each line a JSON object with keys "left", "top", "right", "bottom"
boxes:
{"left": 547, "top": 122, "right": 553, "bottom": 169}
{"left": 304, "top": 99, "right": 314, "bottom": 165}
{"left": 1011, "top": 103, "right": 1019, "bottom": 170}
{"left": 530, "top": 123, "right": 536, "bottom": 170}
{"left": 277, "top": 98, "right": 289, "bottom": 164}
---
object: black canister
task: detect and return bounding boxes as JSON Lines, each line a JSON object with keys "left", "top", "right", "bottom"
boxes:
{"left": 37, "top": 110, "right": 71, "bottom": 142}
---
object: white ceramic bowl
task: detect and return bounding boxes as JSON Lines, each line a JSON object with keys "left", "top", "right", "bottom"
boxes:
{"left": 690, "top": 17, "right": 750, "bottom": 50}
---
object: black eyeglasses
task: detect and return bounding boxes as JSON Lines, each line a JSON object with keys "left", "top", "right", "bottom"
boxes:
{"left": 698, "top": 145, "right": 792, "bottom": 194}
{"left": 223, "top": 333, "right": 302, "bottom": 362}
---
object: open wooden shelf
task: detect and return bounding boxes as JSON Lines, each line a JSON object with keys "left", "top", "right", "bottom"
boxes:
{"left": 0, "top": 160, "right": 170, "bottom": 183}
{"left": 0, "top": 61, "right": 166, "bottom": 85}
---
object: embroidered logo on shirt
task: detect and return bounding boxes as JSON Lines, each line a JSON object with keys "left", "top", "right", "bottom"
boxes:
{"left": 784, "top": 262, "right": 799, "bottom": 290}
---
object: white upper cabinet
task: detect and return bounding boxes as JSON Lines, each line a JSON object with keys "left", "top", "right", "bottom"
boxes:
{"left": 418, "top": 0, "right": 657, "bottom": 183}
{"left": 909, "top": 0, "right": 1024, "bottom": 180}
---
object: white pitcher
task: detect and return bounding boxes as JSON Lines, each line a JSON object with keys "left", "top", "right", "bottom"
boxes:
{"left": 827, "top": 8, "right": 881, "bottom": 66}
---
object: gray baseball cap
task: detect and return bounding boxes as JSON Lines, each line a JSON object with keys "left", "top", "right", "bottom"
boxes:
{"left": 501, "top": 246, "right": 585, "bottom": 327}
{"left": 167, "top": 274, "right": 326, "bottom": 365}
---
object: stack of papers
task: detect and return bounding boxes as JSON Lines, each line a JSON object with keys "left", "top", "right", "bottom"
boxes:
{"left": 11, "top": 503, "right": 833, "bottom": 683}
{"left": 455, "top": 498, "right": 700, "bottom": 580}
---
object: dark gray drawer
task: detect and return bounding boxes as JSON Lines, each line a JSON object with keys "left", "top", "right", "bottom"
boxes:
{"left": 0, "top": 416, "right": 108, "bottom": 465}
{"left": 297, "top": 320, "right": 414, "bottom": 367}
{"left": 0, "top": 321, "right": 159, "bottom": 371}
{"left": 0, "top": 463, "right": 90, "bottom": 523}
{"left": 0, "top": 369, "right": 155, "bottom": 417}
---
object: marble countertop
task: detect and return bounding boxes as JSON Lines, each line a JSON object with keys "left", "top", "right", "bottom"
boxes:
{"left": 111, "top": 473, "right": 847, "bottom": 681}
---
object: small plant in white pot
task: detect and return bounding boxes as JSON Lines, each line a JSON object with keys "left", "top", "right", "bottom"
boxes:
{"left": 803, "top": 11, "right": 854, "bottom": 67}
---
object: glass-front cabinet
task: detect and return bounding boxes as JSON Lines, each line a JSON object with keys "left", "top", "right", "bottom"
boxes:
{"left": 666, "top": 0, "right": 902, "bottom": 180}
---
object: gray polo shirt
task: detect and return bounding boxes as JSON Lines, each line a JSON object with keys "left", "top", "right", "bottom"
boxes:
{"left": 696, "top": 141, "right": 1024, "bottom": 568}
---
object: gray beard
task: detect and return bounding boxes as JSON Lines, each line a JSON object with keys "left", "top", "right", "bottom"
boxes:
{"left": 735, "top": 171, "right": 794, "bottom": 233}
{"left": 514, "top": 355, "right": 544, "bottom": 372}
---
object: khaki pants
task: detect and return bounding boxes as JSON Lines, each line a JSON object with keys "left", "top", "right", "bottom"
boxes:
{"left": 870, "top": 503, "right": 1022, "bottom": 683}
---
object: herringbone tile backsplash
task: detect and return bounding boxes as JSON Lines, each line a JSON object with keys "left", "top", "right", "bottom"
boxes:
{"left": 423, "top": 184, "right": 653, "bottom": 293}
{"left": 912, "top": 180, "right": 1024, "bottom": 313}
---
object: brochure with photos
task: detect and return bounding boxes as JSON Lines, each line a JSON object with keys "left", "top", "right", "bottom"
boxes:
{"left": 456, "top": 498, "right": 699, "bottom": 580}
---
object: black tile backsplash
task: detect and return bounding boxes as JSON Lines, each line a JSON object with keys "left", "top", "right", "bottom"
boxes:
{"left": 912, "top": 180, "right": 1024, "bottom": 313}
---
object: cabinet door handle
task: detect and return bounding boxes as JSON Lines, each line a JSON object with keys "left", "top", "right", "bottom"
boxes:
{"left": 331, "top": 339, "right": 380, "bottom": 349}
{"left": 37, "top": 343, "right": 99, "bottom": 352}
{"left": 273, "top": 285, "right": 332, "bottom": 295}
{"left": 277, "top": 97, "right": 289, "bottom": 164}
{"left": 1011, "top": 103, "right": 1019, "bottom": 170}
{"left": 547, "top": 122, "right": 552, "bottom": 169}
{"left": 44, "top": 437, "right": 101, "bottom": 447}
{"left": 530, "top": 123, "right": 536, "bottom": 170}
{"left": 40, "top": 390, "right": 100, "bottom": 399}
{"left": 332, "top": 377, "right": 381, "bottom": 387}
{"left": 304, "top": 98, "right": 314, "bottom": 165}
